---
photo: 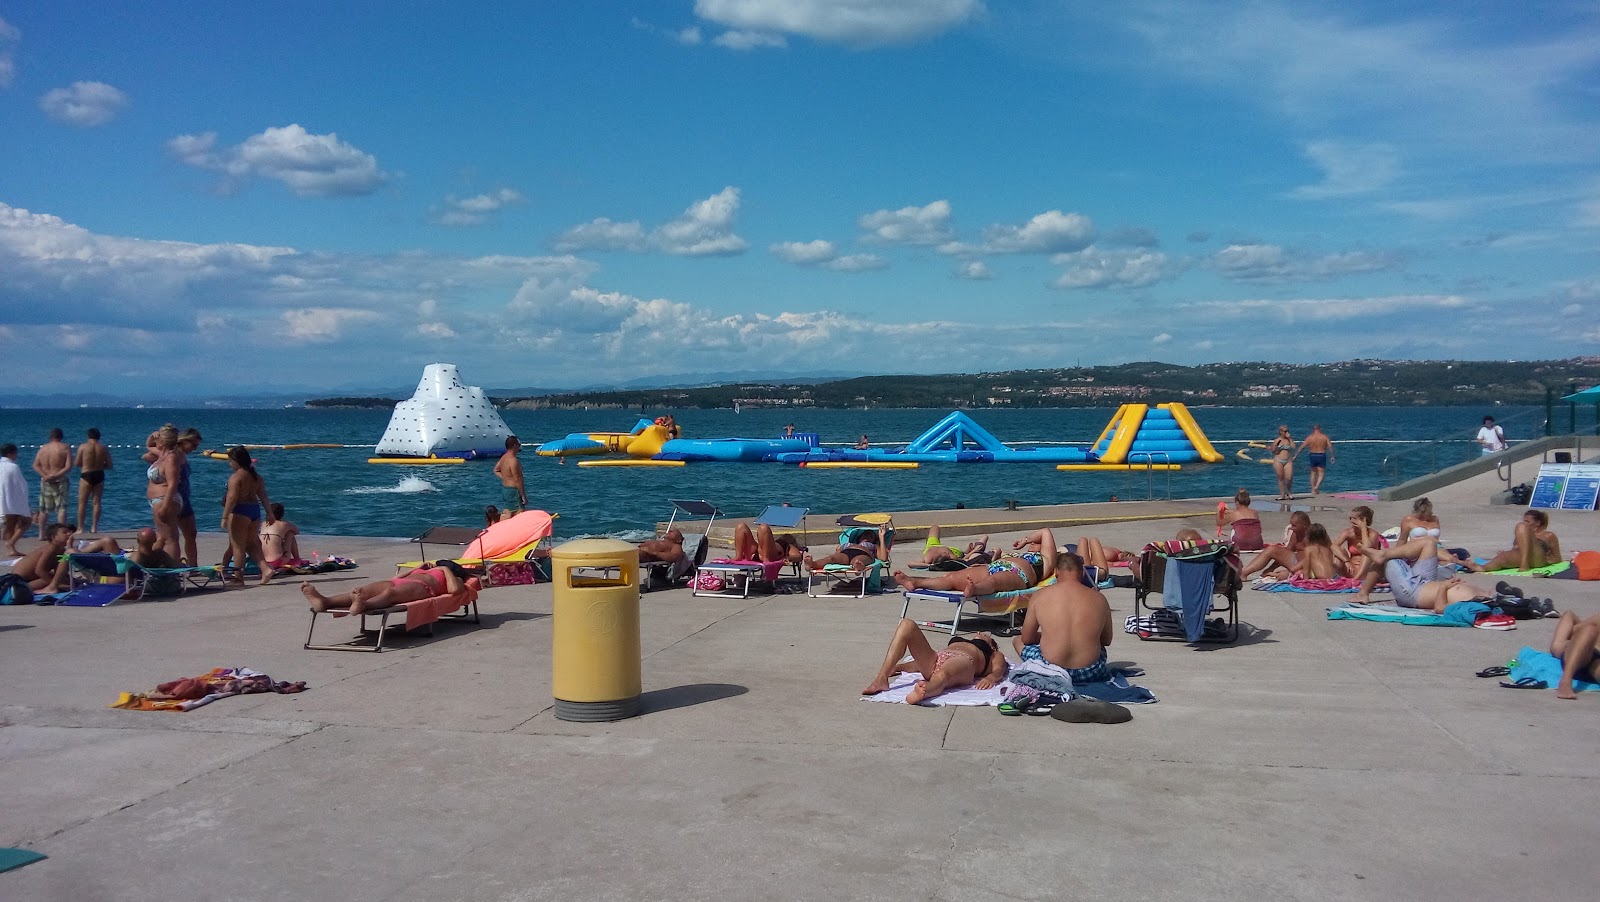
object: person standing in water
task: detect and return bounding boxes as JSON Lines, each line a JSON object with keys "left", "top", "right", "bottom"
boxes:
{"left": 494, "top": 436, "right": 525, "bottom": 517}
{"left": 1297, "top": 425, "right": 1334, "bottom": 496}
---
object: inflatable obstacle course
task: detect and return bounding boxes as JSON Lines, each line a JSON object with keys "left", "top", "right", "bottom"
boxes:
{"left": 373, "top": 363, "right": 512, "bottom": 461}
{"left": 1090, "top": 403, "right": 1223, "bottom": 465}
{"left": 774, "top": 411, "right": 1093, "bottom": 464}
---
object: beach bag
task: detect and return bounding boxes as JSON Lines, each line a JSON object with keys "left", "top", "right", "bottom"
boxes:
{"left": 487, "top": 561, "right": 537, "bottom": 587}
{"left": 692, "top": 571, "right": 726, "bottom": 592}
{"left": 0, "top": 573, "right": 34, "bottom": 605}
{"left": 1574, "top": 551, "right": 1600, "bottom": 581}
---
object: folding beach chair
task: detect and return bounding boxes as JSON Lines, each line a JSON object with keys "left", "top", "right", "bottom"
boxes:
{"left": 55, "top": 553, "right": 221, "bottom": 605}
{"left": 899, "top": 575, "right": 1072, "bottom": 637}
{"left": 693, "top": 504, "right": 810, "bottom": 596}
{"left": 1131, "top": 542, "right": 1242, "bottom": 643}
{"left": 305, "top": 577, "right": 483, "bottom": 653}
{"left": 396, "top": 510, "right": 559, "bottom": 585}
{"left": 639, "top": 500, "right": 718, "bottom": 590}
{"left": 805, "top": 515, "right": 895, "bottom": 597}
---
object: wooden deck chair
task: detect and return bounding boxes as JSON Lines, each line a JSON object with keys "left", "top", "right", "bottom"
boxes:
{"left": 1131, "top": 542, "right": 1242, "bottom": 643}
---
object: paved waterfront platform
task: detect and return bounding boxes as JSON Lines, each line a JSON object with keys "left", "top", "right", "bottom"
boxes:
{"left": 4, "top": 488, "right": 1599, "bottom": 900}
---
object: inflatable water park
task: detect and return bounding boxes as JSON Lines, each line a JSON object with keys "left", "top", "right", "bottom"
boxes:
{"left": 533, "top": 403, "right": 1223, "bottom": 470}
{"left": 369, "top": 364, "right": 513, "bottom": 464}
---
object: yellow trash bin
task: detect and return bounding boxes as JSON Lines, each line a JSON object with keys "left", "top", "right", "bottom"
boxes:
{"left": 551, "top": 538, "right": 642, "bottom": 722}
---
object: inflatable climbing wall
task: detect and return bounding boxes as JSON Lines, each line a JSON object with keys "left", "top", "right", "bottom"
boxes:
{"left": 1091, "top": 403, "right": 1224, "bottom": 464}
{"left": 373, "top": 363, "right": 513, "bottom": 458}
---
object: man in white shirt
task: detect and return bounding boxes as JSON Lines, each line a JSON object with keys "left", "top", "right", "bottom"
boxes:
{"left": 0, "top": 444, "right": 32, "bottom": 555}
{"left": 1476, "top": 416, "right": 1507, "bottom": 456}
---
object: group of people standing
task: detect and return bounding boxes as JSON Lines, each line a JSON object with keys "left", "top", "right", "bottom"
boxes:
{"left": 0, "top": 428, "right": 114, "bottom": 555}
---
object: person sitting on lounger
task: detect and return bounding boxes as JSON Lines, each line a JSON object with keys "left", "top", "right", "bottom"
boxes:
{"left": 805, "top": 527, "right": 889, "bottom": 573}
{"left": 1010, "top": 552, "right": 1115, "bottom": 683}
{"left": 1550, "top": 612, "right": 1600, "bottom": 700}
{"left": 895, "top": 528, "right": 1058, "bottom": 597}
{"left": 1239, "top": 511, "right": 1311, "bottom": 580}
{"left": 301, "top": 562, "right": 465, "bottom": 615}
{"left": 13, "top": 523, "right": 77, "bottom": 592}
{"left": 638, "top": 528, "right": 686, "bottom": 565}
{"left": 917, "top": 524, "right": 989, "bottom": 567}
{"left": 1355, "top": 535, "right": 1497, "bottom": 613}
{"left": 1463, "top": 509, "right": 1561, "bottom": 574}
{"left": 732, "top": 521, "right": 805, "bottom": 566}
{"left": 861, "top": 621, "right": 1007, "bottom": 704}
{"left": 128, "top": 527, "right": 180, "bottom": 570}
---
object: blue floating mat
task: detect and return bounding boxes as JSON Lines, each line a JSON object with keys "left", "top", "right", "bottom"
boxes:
{"left": 0, "top": 848, "right": 46, "bottom": 873}
{"left": 1509, "top": 647, "right": 1600, "bottom": 692}
{"left": 57, "top": 583, "right": 130, "bottom": 607}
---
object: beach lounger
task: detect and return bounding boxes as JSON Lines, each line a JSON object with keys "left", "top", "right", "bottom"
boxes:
{"left": 806, "top": 561, "right": 886, "bottom": 597}
{"left": 639, "top": 500, "right": 719, "bottom": 590}
{"left": 58, "top": 553, "right": 221, "bottom": 604}
{"left": 899, "top": 574, "right": 1071, "bottom": 637}
{"left": 1132, "top": 542, "right": 1242, "bottom": 643}
{"left": 693, "top": 558, "right": 786, "bottom": 597}
{"left": 304, "top": 577, "right": 483, "bottom": 652}
{"left": 396, "top": 510, "right": 558, "bottom": 585}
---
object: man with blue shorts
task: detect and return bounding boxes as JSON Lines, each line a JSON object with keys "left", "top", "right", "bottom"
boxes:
{"left": 1297, "top": 425, "right": 1334, "bottom": 496}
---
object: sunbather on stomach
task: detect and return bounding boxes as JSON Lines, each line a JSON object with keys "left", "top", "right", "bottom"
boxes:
{"left": 895, "top": 529, "right": 1057, "bottom": 597}
{"left": 301, "top": 563, "right": 464, "bottom": 615}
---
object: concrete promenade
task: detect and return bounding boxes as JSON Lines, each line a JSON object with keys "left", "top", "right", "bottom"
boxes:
{"left": 3, "top": 485, "right": 1599, "bottom": 901}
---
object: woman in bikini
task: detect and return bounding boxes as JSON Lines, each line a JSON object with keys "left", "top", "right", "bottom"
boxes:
{"left": 733, "top": 522, "right": 805, "bottom": 566}
{"left": 1270, "top": 425, "right": 1296, "bottom": 500}
{"left": 861, "top": 619, "right": 1008, "bottom": 705}
{"left": 1293, "top": 524, "right": 1341, "bottom": 580}
{"left": 805, "top": 527, "right": 888, "bottom": 573}
{"left": 1075, "top": 536, "right": 1132, "bottom": 572}
{"left": 301, "top": 563, "right": 465, "bottom": 615}
{"left": 144, "top": 425, "right": 183, "bottom": 562}
{"left": 1333, "top": 506, "right": 1384, "bottom": 579}
{"left": 1464, "top": 509, "right": 1561, "bottom": 573}
{"left": 894, "top": 528, "right": 1058, "bottom": 597}
{"left": 916, "top": 524, "right": 989, "bottom": 568}
{"left": 221, "top": 446, "right": 275, "bottom": 586}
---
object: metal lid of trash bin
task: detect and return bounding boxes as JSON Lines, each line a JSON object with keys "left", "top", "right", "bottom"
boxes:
{"left": 551, "top": 538, "right": 638, "bottom": 562}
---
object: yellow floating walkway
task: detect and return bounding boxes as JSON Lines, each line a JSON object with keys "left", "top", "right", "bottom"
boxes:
{"left": 577, "top": 459, "right": 685, "bottom": 468}
{"left": 1056, "top": 463, "right": 1182, "bottom": 472}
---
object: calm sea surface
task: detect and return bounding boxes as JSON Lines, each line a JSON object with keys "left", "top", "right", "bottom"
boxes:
{"left": 0, "top": 405, "right": 1567, "bottom": 541}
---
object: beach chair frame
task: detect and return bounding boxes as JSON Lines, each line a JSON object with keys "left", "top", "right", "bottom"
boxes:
{"left": 1131, "top": 544, "right": 1242, "bottom": 643}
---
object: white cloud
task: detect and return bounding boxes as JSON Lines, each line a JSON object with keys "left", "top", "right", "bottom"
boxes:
{"left": 825, "top": 253, "right": 886, "bottom": 272}
{"left": 1289, "top": 140, "right": 1400, "bottom": 199}
{"left": 168, "top": 124, "right": 390, "bottom": 197}
{"left": 954, "top": 260, "right": 993, "bottom": 280}
{"left": 558, "top": 187, "right": 747, "bottom": 256}
{"left": 281, "top": 308, "right": 382, "bottom": 342}
{"left": 1152, "top": 333, "right": 1172, "bottom": 344}
{"left": 713, "top": 30, "right": 788, "bottom": 50}
{"left": 676, "top": 26, "right": 704, "bottom": 45}
{"left": 695, "top": 0, "right": 983, "bottom": 47}
{"left": 859, "top": 199, "right": 953, "bottom": 246}
{"left": 0, "top": 16, "right": 18, "bottom": 88}
{"left": 1209, "top": 243, "right": 1400, "bottom": 284}
{"left": 1561, "top": 304, "right": 1583, "bottom": 317}
{"left": 770, "top": 239, "right": 885, "bottom": 272}
{"left": 954, "top": 209, "right": 1095, "bottom": 255}
{"left": 433, "top": 188, "right": 525, "bottom": 227}
{"left": 39, "top": 81, "right": 128, "bottom": 127}
{"left": 1051, "top": 247, "right": 1172, "bottom": 290}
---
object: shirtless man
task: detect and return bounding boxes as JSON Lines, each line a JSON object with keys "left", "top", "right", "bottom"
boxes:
{"left": 260, "top": 503, "right": 301, "bottom": 567}
{"left": 74, "top": 428, "right": 112, "bottom": 534}
{"left": 129, "top": 527, "right": 180, "bottom": 570}
{"left": 11, "top": 523, "right": 76, "bottom": 592}
{"left": 1549, "top": 612, "right": 1600, "bottom": 700}
{"left": 1010, "top": 552, "right": 1114, "bottom": 683}
{"left": 895, "top": 528, "right": 1058, "bottom": 597}
{"left": 638, "top": 528, "right": 686, "bottom": 565}
{"left": 301, "top": 563, "right": 464, "bottom": 615}
{"left": 1464, "top": 509, "right": 1561, "bottom": 574}
{"left": 493, "top": 437, "right": 525, "bottom": 517}
{"left": 1296, "top": 425, "right": 1334, "bottom": 496}
{"left": 1357, "top": 535, "right": 1497, "bottom": 613}
{"left": 1239, "top": 511, "right": 1310, "bottom": 580}
{"left": 861, "top": 621, "right": 1007, "bottom": 705}
{"left": 32, "top": 428, "right": 72, "bottom": 532}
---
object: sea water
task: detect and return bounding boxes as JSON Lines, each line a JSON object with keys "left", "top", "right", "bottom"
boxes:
{"left": 0, "top": 405, "right": 1555, "bottom": 540}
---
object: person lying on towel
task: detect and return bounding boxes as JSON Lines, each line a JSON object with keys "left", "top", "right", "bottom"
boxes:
{"left": 916, "top": 524, "right": 990, "bottom": 567}
{"left": 894, "top": 528, "right": 1057, "bottom": 597}
{"left": 638, "top": 528, "right": 686, "bottom": 565}
{"left": 861, "top": 621, "right": 1006, "bottom": 705}
{"left": 805, "top": 526, "right": 889, "bottom": 574}
{"left": 1010, "top": 552, "right": 1116, "bottom": 684}
{"left": 301, "top": 561, "right": 466, "bottom": 615}
{"left": 1354, "top": 535, "right": 1496, "bottom": 613}
{"left": 1551, "top": 612, "right": 1600, "bottom": 700}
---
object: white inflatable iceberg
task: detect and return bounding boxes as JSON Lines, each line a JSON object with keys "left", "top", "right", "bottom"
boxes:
{"left": 374, "top": 363, "right": 513, "bottom": 458}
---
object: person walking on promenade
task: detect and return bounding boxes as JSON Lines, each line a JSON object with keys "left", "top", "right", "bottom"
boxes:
{"left": 1477, "top": 416, "right": 1507, "bottom": 455}
{"left": 220, "top": 446, "right": 274, "bottom": 586}
{"left": 494, "top": 436, "right": 525, "bottom": 516}
{"left": 74, "top": 427, "right": 112, "bottom": 534}
{"left": 1297, "top": 425, "right": 1335, "bottom": 496}
{"left": 1269, "top": 425, "right": 1296, "bottom": 500}
{"left": 32, "top": 427, "right": 71, "bottom": 532}
{"left": 0, "top": 443, "right": 31, "bottom": 555}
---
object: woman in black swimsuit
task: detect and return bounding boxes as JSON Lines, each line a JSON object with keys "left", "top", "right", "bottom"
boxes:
{"left": 862, "top": 620, "right": 1008, "bottom": 705}
{"left": 803, "top": 527, "right": 889, "bottom": 573}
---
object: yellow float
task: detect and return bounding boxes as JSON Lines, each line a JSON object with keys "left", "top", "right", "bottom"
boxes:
{"left": 576, "top": 458, "right": 685, "bottom": 467}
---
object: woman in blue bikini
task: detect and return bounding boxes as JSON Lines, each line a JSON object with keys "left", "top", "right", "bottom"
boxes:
{"left": 221, "top": 446, "right": 275, "bottom": 586}
{"left": 894, "top": 528, "right": 1058, "bottom": 597}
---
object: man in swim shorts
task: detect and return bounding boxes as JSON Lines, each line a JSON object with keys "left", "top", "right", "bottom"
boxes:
{"left": 74, "top": 427, "right": 111, "bottom": 534}
{"left": 1356, "top": 535, "right": 1496, "bottom": 613}
{"left": 32, "top": 427, "right": 71, "bottom": 533}
{"left": 1297, "top": 425, "right": 1334, "bottom": 496}
{"left": 1011, "top": 552, "right": 1115, "bottom": 684}
{"left": 493, "top": 436, "right": 525, "bottom": 516}
{"left": 301, "top": 562, "right": 466, "bottom": 615}
{"left": 861, "top": 619, "right": 1007, "bottom": 705}
{"left": 1549, "top": 612, "right": 1600, "bottom": 700}
{"left": 129, "top": 527, "right": 181, "bottom": 570}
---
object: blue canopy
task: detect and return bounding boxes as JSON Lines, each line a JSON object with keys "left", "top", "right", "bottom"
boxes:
{"left": 1560, "top": 386, "right": 1600, "bottom": 403}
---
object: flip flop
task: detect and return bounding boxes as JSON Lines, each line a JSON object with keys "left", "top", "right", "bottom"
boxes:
{"left": 1026, "top": 693, "right": 1066, "bottom": 716}
{"left": 1499, "top": 677, "right": 1548, "bottom": 690}
{"left": 1049, "top": 699, "right": 1133, "bottom": 724}
{"left": 1475, "top": 665, "right": 1511, "bottom": 678}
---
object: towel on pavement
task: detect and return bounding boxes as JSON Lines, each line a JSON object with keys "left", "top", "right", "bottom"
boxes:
{"left": 1326, "top": 601, "right": 1492, "bottom": 627}
{"left": 110, "top": 666, "right": 307, "bottom": 712}
{"left": 861, "top": 669, "right": 1008, "bottom": 706}
{"left": 1508, "top": 646, "right": 1600, "bottom": 692}
{"left": 1253, "top": 575, "right": 1377, "bottom": 593}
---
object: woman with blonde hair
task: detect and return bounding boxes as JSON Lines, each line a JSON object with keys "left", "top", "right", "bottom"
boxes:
{"left": 144, "top": 424, "right": 183, "bottom": 560}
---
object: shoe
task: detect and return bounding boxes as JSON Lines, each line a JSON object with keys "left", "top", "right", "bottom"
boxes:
{"left": 1473, "top": 613, "right": 1517, "bottom": 631}
{"left": 1050, "top": 699, "right": 1133, "bottom": 724}
{"left": 1475, "top": 665, "right": 1511, "bottom": 678}
{"left": 1495, "top": 581, "right": 1522, "bottom": 598}
{"left": 998, "top": 686, "right": 1040, "bottom": 716}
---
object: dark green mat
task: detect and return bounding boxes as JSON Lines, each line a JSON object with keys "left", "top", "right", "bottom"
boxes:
{"left": 0, "top": 848, "right": 46, "bottom": 873}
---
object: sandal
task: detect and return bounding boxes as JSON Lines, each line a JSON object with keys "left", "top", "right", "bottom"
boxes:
{"left": 1475, "top": 665, "right": 1511, "bottom": 678}
{"left": 1499, "top": 677, "right": 1547, "bottom": 690}
{"left": 1026, "top": 693, "right": 1066, "bottom": 716}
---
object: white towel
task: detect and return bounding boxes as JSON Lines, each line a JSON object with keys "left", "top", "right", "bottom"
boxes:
{"left": 860, "top": 669, "right": 1012, "bottom": 706}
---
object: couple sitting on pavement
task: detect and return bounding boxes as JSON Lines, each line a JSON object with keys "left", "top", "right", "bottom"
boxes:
{"left": 894, "top": 528, "right": 1057, "bottom": 597}
{"left": 863, "top": 550, "right": 1112, "bottom": 704}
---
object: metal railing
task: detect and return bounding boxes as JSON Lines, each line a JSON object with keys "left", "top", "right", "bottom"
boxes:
{"left": 1378, "top": 406, "right": 1549, "bottom": 487}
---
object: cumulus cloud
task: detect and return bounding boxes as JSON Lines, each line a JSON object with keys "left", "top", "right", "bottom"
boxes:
{"left": 167, "top": 124, "right": 390, "bottom": 197}
{"left": 1289, "top": 140, "right": 1400, "bottom": 199}
{"left": 859, "top": 200, "right": 954, "bottom": 246}
{"left": 1152, "top": 333, "right": 1172, "bottom": 344}
{"left": 39, "top": 81, "right": 128, "bottom": 127}
{"left": 281, "top": 308, "right": 382, "bottom": 342}
{"left": 0, "top": 16, "right": 17, "bottom": 88}
{"left": 714, "top": 30, "right": 788, "bottom": 50}
{"left": 770, "top": 239, "right": 885, "bottom": 272}
{"left": 695, "top": 0, "right": 983, "bottom": 47}
{"left": 1209, "top": 243, "right": 1401, "bottom": 284}
{"left": 557, "top": 187, "right": 748, "bottom": 256}
{"left": 945, "top": 209, "right": 1095, "bottom": 256}
{"left": 1051, "top": 247, "right": 1173, "bottom": 290}
{"left": 954, "top": 260, "right": 993, "bottom": 280}
{"left": 432, "top": 188, "right": 525, "bottom": 227}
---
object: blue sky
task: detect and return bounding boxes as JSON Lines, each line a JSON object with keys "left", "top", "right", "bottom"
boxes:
{"left": 2, "top": 1, "right": 1598, "bottom": 395}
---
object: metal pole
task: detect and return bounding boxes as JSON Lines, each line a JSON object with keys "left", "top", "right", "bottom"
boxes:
{"left": 1546, "top": 386, "right": 1554, "bottom": 437}
{"left": 1570, "top": 383, "right": 1578, "bottom": 435}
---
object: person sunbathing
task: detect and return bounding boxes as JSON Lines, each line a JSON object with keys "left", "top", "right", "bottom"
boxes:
{"left": 1294, "top": 524, "right": 1342, "bottom": 580}
{"left": 805, "top": 526, "right": 889, "bottom": 573}
{"left": 638, "top": 528, "right": 686, "bottom": 564}
{"left": 1075, "top": 536, "right": 1132, "bottom": 572}
{"left": 861, "top": 619, "right": 1007, "bottom": 705}
{"left": 1010, "top": 552, "right": 1114, "bottom": 683}
{"left": 1463, "top": 509, "right": 1561, "bottom": 574}
{"left": 895, "top": 528, "right": 1058, "bottom": 597}
{"left": 917, "top": 524, "right": 989, "bottom": 567}
{"left": 128, "top": 527, "right": 180, "bottom": 570}
{"left": 301, "top": 562, "right": 465, "bottom": 615}
{"left": 1333, "top": 506, "right": 1384, "bottom": 580}
{"left": 12, "top": 523, "right": 76, "bottom": 592}
{"left": 1549, "top": 612, "right": 1600, "bottom": 700}
{"left": 732, "top": 522, "right": 804, "bottom": 565}
{"left": 260, "top": 503, "right": 302, "bottom": 568}
{"left": 1356, "top": 535, "right": 1496, "bottom": 613}
{"left": 1215, "top": 488, "right": 1264, "bottom": 550}
{"left": 1239, "top": 511, "right": 1310, "bottom": 580}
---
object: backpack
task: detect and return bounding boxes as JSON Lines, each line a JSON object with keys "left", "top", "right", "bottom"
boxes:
{"left": 1574, "top": 550, "right": 1600, "bottom": 581}
{"left": 0, "top": 573, "right": 34, "bottom": 605}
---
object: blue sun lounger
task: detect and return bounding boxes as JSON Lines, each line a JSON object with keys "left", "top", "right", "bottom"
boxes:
{"left": 58, "top": 553, "right": 221, "bottom": 605}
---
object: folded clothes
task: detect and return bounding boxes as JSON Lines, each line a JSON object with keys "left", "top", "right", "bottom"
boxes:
{"left": 110, "top": 666, "right": 306, "bottom": 712}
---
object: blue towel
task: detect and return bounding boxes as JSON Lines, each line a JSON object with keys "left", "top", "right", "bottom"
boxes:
{"left": 1075, "top": 670, "right": 1158, "bottom": 704}
{"left": 1162, "top": 559, "right": 1215, "bottom": 642}
{"left": 1509, "top": 646, "right": 1600, "bottom": 692}
{"left": 1326, "top": 601, "right": 1492, "bottom": 627}
{"left": 1440, "top": 601, "right": 1492, "bottom": 626}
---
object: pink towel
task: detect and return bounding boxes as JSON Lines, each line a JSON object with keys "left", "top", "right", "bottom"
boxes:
{"left": 332, "top": 578, "right": 480, "bottom": 631}
{"left": 1288, "top": 575, "right": 1364, "bottom": 592}
{"left": 708, "top": 559, "right": 784, "bottom": 581}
